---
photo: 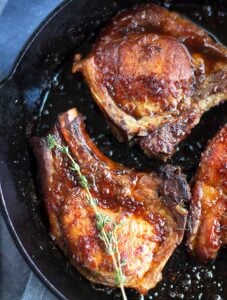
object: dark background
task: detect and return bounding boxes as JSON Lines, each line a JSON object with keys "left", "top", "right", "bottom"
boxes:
{"left": 0, "top": 1, "right": 63, "bottom": 299}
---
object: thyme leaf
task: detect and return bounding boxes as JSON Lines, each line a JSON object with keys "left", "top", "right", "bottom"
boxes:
{"left": 47, "top": 134, "right": 128, "bottom": 300}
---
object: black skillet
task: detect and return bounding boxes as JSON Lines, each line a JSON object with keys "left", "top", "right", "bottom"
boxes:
{"left": 0, "top": 0, "right": 227, "bottom": 299}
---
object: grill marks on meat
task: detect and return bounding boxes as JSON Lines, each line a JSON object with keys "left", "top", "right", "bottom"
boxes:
{"left": 187, "top": 125, "right": 227, "bottom": 261}
{"left": 31, "top": 108, "right": 190, "bottom": 294}
{"left": 72, "top": 4, "right": 227, "bottom": 160}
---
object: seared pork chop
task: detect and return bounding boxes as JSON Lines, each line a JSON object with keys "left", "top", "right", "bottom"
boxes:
{"left": 187, "top": 125, "right": 227, "bottom": 261}
{"left": 31, "top": 108, "right": 189, "bottom": 294}
{"left": 73, "top": 4, "right": 227, "bottom": 160}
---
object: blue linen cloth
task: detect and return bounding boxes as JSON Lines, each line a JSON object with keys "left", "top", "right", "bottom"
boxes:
{"left": 22, "top": 273, "right": 57, "bottom": 300}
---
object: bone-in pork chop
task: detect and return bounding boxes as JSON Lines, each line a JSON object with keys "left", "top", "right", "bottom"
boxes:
{"left": 31, "top": 108, "right": 190, "bottom": 294}
{"left": 73, "top": 4, "right": 227, "bottom": 160}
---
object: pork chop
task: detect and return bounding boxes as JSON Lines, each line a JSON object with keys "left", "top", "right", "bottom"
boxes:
{"left": 31, "top": 108, "right": 190, "bottom": 294}
{"left": 73, "top": 4, "right": 227, "bottom": 160}
{"left": 187, "top": 125, "right": 227, "bottom": 261}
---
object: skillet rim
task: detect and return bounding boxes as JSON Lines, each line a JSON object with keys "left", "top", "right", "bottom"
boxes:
{"left": 0, "top": 1, "right": 73, "bottom": 299}
{"left": 0, "top": 0, "right": 73, "bottom": 88}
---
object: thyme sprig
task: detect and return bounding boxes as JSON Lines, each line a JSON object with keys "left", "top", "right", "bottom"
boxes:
{"left": 47, "top": 134, "right": 128, "bottom": 300}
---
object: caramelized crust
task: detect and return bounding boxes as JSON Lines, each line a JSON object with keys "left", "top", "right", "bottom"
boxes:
{"left": 72, "top": 4, "right": 227, "bottom": 160}
{"left": 31, "top": 108, "right": 189, "bottom": 294}
{"left": 187, "top": 125, "right": 227, "bottom": 261}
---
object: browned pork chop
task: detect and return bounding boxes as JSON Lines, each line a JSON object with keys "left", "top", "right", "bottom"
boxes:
{"left": 31, "top": 108, "right": 190, "bottom": 294}
{"left": 72, "top": 4, "right": 227, "bottom": 160}
{"left": 187, "top": 125, "right": 227, "bottom": 261}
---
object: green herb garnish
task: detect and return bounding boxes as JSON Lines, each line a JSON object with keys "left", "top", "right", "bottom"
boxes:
{"left": 47, "top": 134, "right": 128, "bottom": 300}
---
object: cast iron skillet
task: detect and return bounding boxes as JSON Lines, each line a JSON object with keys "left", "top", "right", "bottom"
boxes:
{"left": 0, "top": 0, "right": 227, "bottom": 299}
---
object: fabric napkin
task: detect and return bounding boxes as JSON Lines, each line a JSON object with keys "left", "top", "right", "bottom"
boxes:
{"left": 22, "top": 272, "right": 57, "bottom": 300}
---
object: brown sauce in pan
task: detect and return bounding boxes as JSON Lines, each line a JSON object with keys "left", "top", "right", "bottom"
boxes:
{"left": 33, "top": 1, "right": 227, "bottom": 299}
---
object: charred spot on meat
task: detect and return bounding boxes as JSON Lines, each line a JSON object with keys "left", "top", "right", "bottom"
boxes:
{"left": 72, "top": 4, "right": 227, "bottom": 160}
{"left": 187, "top": 125, "right": 227, "bottom": 262}
{"left": 31, "top": 108, "right": 189, "bottom": 295}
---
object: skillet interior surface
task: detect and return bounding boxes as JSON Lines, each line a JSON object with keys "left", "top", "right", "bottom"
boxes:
{"left": 0, "top": 0, "right": 227, "bottom": 299}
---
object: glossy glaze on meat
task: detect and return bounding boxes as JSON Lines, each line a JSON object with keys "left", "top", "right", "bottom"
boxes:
{"left": 187, "top": 125, "right": 227, "bottom": 261}
{"left": 31, "top": 108, "right": 190, "bottom": 294}
{"left": 72, "top": 3, "right": 227, "bottom": 160}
